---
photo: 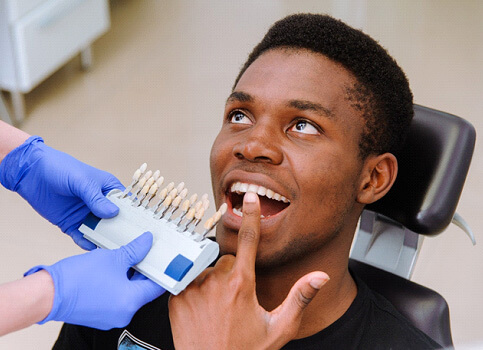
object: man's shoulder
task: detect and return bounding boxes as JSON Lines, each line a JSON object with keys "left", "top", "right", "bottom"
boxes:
{"left": 284, "top": 275, "right": 441, "bottom": 350}
{"left": 360, "top": 285, "right": 442, "bottom": 349}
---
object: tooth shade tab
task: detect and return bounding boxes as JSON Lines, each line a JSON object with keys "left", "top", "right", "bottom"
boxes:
{"left": 204, "top": 217, "right": 214, "bottom": 230}
{"left": 141, "top": 170, "right": 153, "bottom": 182}
{"left": 218, "top": 203, "right": 228, "bottom": 215}
{"left": 189, "top": 193, "right": 198, "bottom": 204}
{"left": 148, "top": 183, "right": 158, "bottom": 195}
{"left": 172, "top": 195, "right": 182, "bottom": 208}
{"left": 213, "top": 211, "right": 222, "bottom": 223}
{"left": 181, "top": 199, "right": 191, "bottom": 211}
{"left": 195, "top": 207, "right": 205, "bottom": 220}
{"left": 193, "top": 201, "right": 203, "bottom": 212}
{"left": 179, "top": 188, "right": 188, "bottom": 199}
{"left": 157, "top": 188, "right": 168, "bottom": 200}
{"left": 168, "top": 188, "right": 178, "bottom": 199}
{"left": 166, "top": 182, "right": 175, "bottom": 192}
{"left": 156, "top": 176, "right": 165, "bottom": 187}
{"left": 145, "top": 176, "right": 155, "bottom": 188}
{"left": 132, "top": 169, "right": 142, "bottom": 181}
{"left": 139, "top": 163, "right": 148, "bottom": 173}
{"left": 176, "top": 182, "right": 185, "bottom": 193}
{"left": 152, "top": 170, "right": 161, "bottom": 181}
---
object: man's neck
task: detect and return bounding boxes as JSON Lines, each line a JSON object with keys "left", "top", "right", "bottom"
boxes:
{"left": 255, "top": 254, "right": 357, "bottom": 339}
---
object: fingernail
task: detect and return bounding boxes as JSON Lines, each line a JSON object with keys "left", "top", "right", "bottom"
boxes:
{"left": 310, "top": 275, "right": 330, "bottom": 290}
{"left": 244, "top": 192, "right": 257, "bottom": 203}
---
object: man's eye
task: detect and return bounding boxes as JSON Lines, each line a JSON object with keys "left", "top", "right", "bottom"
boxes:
{"left": 229, "top": 111, "right": 252, "bottom": 125}
{"left": 289, "top": 120, "right": 319, "bottom": 135}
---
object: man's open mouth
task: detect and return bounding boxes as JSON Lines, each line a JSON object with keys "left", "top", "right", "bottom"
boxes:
{"left": 227, "top": 182, "right": 290, "bottom": 218}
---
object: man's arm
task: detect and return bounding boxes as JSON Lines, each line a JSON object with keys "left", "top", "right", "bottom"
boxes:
{"left": 169, "top": 192, "right": 329, "bottom": 349}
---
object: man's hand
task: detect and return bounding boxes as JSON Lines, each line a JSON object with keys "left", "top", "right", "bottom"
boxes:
{"left": 169, "top": 192, "right": 329, "bottom": 349}
{"left": 0, "top": 136, "right": 123, "bottom": 250}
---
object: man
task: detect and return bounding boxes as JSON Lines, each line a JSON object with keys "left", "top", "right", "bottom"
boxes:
{"left": 53, "top": 14, "right": 441, "bottom": 349}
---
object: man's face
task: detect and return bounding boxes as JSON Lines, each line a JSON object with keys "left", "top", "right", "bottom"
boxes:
{"left": 210, "top": 49, "right": 368, "bottom": 269}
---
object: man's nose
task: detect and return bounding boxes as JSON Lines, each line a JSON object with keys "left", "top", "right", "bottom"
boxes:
{"left": 232, "top": 125, "right": 283, "bottom": 164}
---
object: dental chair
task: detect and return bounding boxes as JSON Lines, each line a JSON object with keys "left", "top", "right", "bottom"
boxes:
{"left": 349, "top": 104, "right": 476, "bottom": 348}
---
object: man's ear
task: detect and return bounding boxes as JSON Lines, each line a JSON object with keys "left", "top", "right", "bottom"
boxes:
{"left": 357, "top": 153, "right": 398, "bottom": 204}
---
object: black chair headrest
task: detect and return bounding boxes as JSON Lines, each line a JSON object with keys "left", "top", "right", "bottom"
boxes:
{"left": 366, "top": 105, "right": 476, "bottom": 235}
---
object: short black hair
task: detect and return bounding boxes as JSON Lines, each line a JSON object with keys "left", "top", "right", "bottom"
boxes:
{"left": 233, "top": 13, "right": 413, "bottom": 158}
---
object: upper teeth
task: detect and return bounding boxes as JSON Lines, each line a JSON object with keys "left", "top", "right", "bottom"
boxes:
{"left": 230, "top": 182, "right": 290, "bottom": 203}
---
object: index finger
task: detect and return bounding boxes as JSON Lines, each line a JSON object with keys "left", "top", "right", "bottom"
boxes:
{"left": 233, "top": 191, "right": 261, "bottom": 274}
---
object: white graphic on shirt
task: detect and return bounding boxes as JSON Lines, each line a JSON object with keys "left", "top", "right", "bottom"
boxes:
{"left": 118, "top": 330, "right": 161, "bottom": 350}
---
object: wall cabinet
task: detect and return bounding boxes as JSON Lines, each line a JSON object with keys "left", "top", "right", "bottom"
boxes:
{"left": 0, "top": 0, "right": 110, "bottom": 123}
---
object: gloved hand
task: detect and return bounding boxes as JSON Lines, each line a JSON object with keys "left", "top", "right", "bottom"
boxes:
{"left": 0, "top": 136, "right": 123, "bottom": 250}
{"left": 25, "top": 231, "right": 165, "bottom": 330}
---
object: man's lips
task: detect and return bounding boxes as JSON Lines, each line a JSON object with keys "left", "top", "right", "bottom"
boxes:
{"left": 226, "top": 181, "right": 290, "bottom": 219}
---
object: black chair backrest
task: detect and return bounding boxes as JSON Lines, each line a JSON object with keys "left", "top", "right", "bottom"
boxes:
{"left": 353, "top": 105, "right": 475, "bottom": 348}
{"left": 367, "top": 104, "right": 476, "bottom": 235}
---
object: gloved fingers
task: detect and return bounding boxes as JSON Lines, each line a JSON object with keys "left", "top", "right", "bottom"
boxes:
{"left": 101, "top": 176, "right": 125, "bottom": 194}
{"left": 132, "top": 279, "right": 166, "bottom": 304}
{"left": 71, "top": 171, "right": 123, "bottom": 219}
{"left": 130, "top": 270, "right": 148, "bottom": 281}
{"left": 118, "top": 231, "right": 154, "bottom": 267}
{"left": 68, "top": 229, "right": 97, "bottom": 251}
{"left": 84, "top": 190, "right": 120, "bottom": 219}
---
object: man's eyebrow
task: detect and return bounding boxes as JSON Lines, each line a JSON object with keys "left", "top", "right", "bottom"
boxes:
{"left": 288, "top": 99, "right": 334, "bottom": 118}
{"left": 226, "top": 91, "right": 254, "bottom": 104}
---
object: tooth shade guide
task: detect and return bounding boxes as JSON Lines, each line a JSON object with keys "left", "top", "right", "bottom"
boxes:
{"left": 81, "top": 188, "right": 219, "bottom": 295}
{"left": 112, "top": 164, "right": 219, "bottom": 236}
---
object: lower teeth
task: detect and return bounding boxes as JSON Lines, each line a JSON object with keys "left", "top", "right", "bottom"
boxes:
{"left": 233, "top": 207, "right": 265, "bottom": 218}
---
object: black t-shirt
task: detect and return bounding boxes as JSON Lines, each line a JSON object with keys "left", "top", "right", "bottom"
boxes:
{"left": 53, "top": 273, "right": 442, "bottom": 350}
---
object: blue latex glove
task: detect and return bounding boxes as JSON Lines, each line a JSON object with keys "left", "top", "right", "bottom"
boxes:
{"left": 25, "top": 231, "right": 165, "bottom": 330}
{"left": 0, "top": 136, "right": 123, "bottom": 250}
